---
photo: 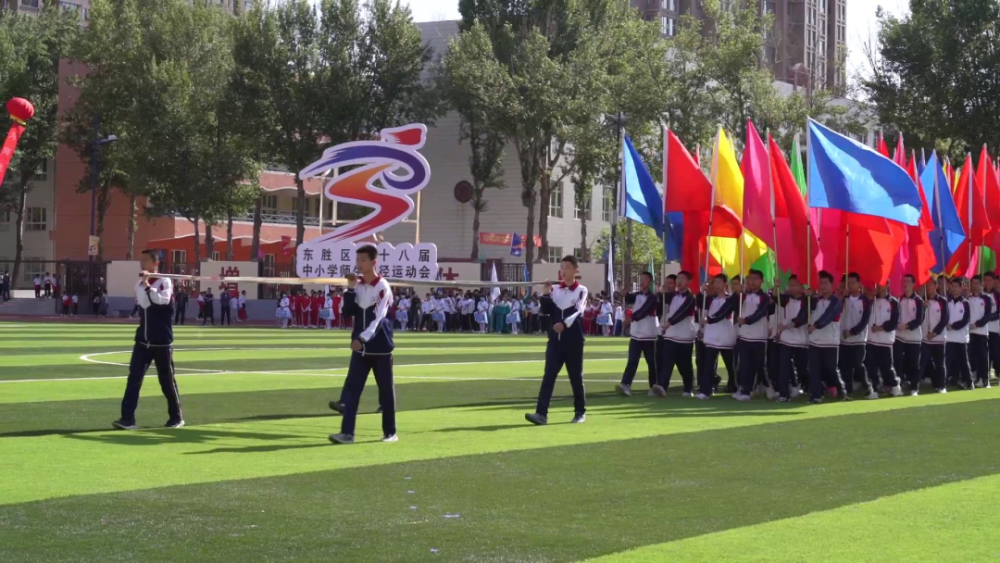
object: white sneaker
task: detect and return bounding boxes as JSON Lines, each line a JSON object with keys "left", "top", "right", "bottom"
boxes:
{"left": 616, "top": 383, "right": 632, "bottom": 397}
{"left": 695, "top": 393, "right": 710, "bottom": 400}
{"left": 651, "top": 384, "right": 667, "bottom": 398}
{"left": 682, "top": 392, "right": 693, "bottom": 398}
{"left": 986, "top": 381, "right": 992, "bottom": 389}
{"left": 790, "top": 386, "right": 802, "bottom": 399}
{"left": 922, "top": 377, "right": 932, "bottom": 385}
{"left": 866, "top": 390, "right": 879, "bottom": 400}
{"left": 890, "top": 386, "right": 903, "bottom": 397}
{"left": 734, "top": 393, "right": 751, "bottom": 402}
{"left": 909, "top": 390, "right": 919, "bottom": 397}
{"left": 765, "top": 387, "right": 777, "bottom": 400}
{"left": 936, "top": 388, "right": 948, "bottom": 394}
{"left": 647, "top": 388, "right": 658, "bottom": 397}
{"left": 382, "top": 434, "right": 399, "bottom": 442}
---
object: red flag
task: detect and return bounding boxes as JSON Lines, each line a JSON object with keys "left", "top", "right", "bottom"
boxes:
{"left": 741, "top": 121, "right": 773, "bottom": 248}
{"left": 888, "top": 153, "right": 936, "bottom": 293}
{"left": 664, "top": 129, "right": 741, "bottom": 238}
{"left": 976, "top": 146, "right": 1000, "bottom": 250}
{"left": 877, "top": 133, "right": 890, "bottom": 159}
{"left": 893, "top": 133, "right": 907, "bottom": 169}
{"left": 947, "top": 153, "right": 991, "bottom": 275}
{"left": 768, "top": 135, "right": 818, "bottom": 286}
{"left": 816, "top": 210, "right": 902, "bottom": 286}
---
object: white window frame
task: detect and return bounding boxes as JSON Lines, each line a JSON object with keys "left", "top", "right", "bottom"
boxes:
{"left": 262, "top": 194, "right": 278, "bottom": 214}
{"left": 25, "top": 207, "right": 47, "bottom": 232}
{"left": 602, "top": 188, "right": 614, "bottom": 222}
{"left": 172, "top": 250, "right": 187, "bottom": 265}
{"left": 211, "top": 251, "right": 221, "bottom": 261}
{"left": 547, "top": 246, "right": 564, "bottom": 264}
{"left": 549, "top": 182, "right": 564, "bottom": 218}
{"left": 574, "top": 193, "right": 592, "bottom": 221}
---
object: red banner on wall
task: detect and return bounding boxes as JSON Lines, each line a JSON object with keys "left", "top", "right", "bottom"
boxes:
{"left": 479, "top": 232, "right": 541, "bottom": 247}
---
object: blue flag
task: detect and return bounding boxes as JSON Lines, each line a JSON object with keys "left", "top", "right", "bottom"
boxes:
{"left": 664, "top": 211, "right": 683, "bottom": 262}
{"left": 920, "top": 151, "right": 966, "bottom": 273}
{"left": 807, "top": 119, "right": 923, "bottom": 226}
{"left": 621, "top": 134, "right": 663, "bottom": 237}
{"left": 510, "top": 233, "right": 523, "bottom": 257}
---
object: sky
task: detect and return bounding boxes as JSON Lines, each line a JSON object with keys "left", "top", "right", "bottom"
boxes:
{"left": 396, "top": 0, "right": 912, "bottom": 87}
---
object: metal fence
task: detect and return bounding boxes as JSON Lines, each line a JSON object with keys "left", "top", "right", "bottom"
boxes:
{"left": 0, "top": 260, "right": 109, "bottom": 314}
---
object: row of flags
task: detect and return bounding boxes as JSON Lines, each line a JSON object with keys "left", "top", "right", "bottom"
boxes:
{"left": 622, "top": 118, "right": 997, "bottom": 293}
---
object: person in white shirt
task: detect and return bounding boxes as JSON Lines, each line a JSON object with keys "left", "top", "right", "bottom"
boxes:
{"left": 397, "top": 297, "right": 409, "bottom": 331}
{"left": 895, "top": 274, "right": 924, "bottom": 395}
{"left": 613, "top": 302, "right": 624, "bottom": 336}
{"left": 839, "top": 272, "right": 873, "bottom": 398}
{"left": 698, "top": 273, "right": 740, "bottom": 400}
{"left": 617, "top": 272, "right": 660, "bottom": 396}
{"left": 985, "top": 272, "right": 1000, "bottom": 385}
{"left": 71, "top": 293, "right": 79, "bottom": 316}
{"left": 807, "top": 270, "right": 845, "bottom": 404}
{"left": 238, "top": 291, "right": 248, "bottom": 322}
{"left": 525, "top": 255, "right": 588, "bottom": 426}
{"left": 509, "top": 297, "right": 522, "bottom": 334}
{"left": 945, "top": 277, "right": 973, "bottom": 389}
{"left": 277, "top": 293, "right": 291, "bottom": 328}
{"left": 734, "top": 269, "right": 770, "bottom": 401}
{"left": 476, "top": 297, "right": 489, "bottom": 333}
{"left": 865, "top": 284, "right": 901, "bottom": 397}
{"left": 599, "top": 298, "right": 613, "bottom": 336}
{"left": 656, "top": 270, "right": 697, "bottom": 398}
{"left": 323, "top": 293, "right": 335, "bottom": 329}
{"left": 229, "top": 294, "right": 239, "bottom": 322}
{"left": 775, "top": 275, "right": 809, "bottom": 401}
{"left": 920, "top": 277, "right": 949, "bottom": 393}
{"left": 968, "top": 275, "right": 993, "bottom": 388}
{"left": 420, "top": 294, "right": 434, "bottom": 331}
{"left": 33, "top": 275, "right": 41, "bottom": 298}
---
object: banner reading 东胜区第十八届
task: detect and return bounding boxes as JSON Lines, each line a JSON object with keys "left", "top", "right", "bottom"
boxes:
{"left": 296, "top": 242, "right": 438, "bottom": 282}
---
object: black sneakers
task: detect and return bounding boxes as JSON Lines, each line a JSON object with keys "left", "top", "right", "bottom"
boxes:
{"left": 112, "top": 418, "right": 137, "bottom": 430}
{"left": 164, "top": 419, "right": 185, "bottom": 429}
{"left": 524, "top": 413, "right": 548, "bottom": 426}
{"left": 329, "top": 401, "right": 345, "bottom": 414}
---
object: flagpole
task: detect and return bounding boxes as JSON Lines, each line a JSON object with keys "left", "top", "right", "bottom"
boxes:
{"left": 805, "top": 120, "right": 813, "bottom": 324}
{"left": 934, "top": 151, "right": 945, "bottom": 276}
{"left": 704, "top": 130, "right": 719, "bottom": 309}
{"left": 663, "top": 125, "right": 670, "bottom": 284}
{"left": 969, "top": 153, "right": 974, "bottom": 275}
{"left": 766, "top": 129, "right": 780, "bottom": 325}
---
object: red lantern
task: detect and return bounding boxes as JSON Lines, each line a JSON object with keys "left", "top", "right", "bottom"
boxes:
{"left": 0, "top": 97, "right": 34, "bottom": 186}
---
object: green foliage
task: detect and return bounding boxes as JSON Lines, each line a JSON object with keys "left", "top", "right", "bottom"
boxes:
{"left": 590, "top": 222, "right": 665, "bottom": 270}
{"left": 862, "top": 1, "right": 1000, "bottom": 160}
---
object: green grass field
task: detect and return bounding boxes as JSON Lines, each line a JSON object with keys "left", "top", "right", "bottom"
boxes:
{"left": 3, "top": 321, "right": 1000, "bottom": 562}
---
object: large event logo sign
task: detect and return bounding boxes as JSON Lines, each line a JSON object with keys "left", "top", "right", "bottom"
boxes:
{"left": 296, "top": 124, "right": 436, "bottom": 279}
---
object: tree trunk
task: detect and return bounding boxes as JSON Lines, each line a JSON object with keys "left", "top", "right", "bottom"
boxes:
{"left": 191, "top": 215, "right": 201, "bottom": 289}
{"left": 125, "top": 192, "right": 137, "bottom": 260}
{"left": 524, "top": 191, "right": 536, "bottom": 281}
{"left": 226, "top": 212, "right": 234, "bottom": 261}
{"left": 580, "top": 212, "right": 588, "bottom": 262}
{"left": 205, "top": 220, "right": 214, "bottom": 261}
{"left": 96, "top": 182, "right": 111, "bottom": 260}
{"left": 295, "top": 174, "right": 305, "bottom": 245}
{"left": 10, "top": 183, "right": 27, "bottom": 290}
{"left": 471, "top": 198, "right": 481, "bottom": 261}
{"left": 538, "top": 172, "right": 550, "bottom": 263}
{"left": 251, "top": 194, "right": 262, "bottom": 261}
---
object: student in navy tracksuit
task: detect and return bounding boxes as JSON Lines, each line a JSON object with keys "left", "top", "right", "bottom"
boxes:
{"left": 920, "top": 277, "right": 950, "bottom": 392}
{"left": 775, "top": 275, "right": 809, "bottom": 401}
{"left": 526, "top": 255, "right": 588, "bottom": 425}
{"left": 865, "top": 284, "right": 900, "bottom": 396}
{"left": 968, "top": 275, "right": 994, "bottom": 387}
{"left": 617, "top": 271, "right": 660, "bottom": 396}
{"left": 895, "top": 274, "right": 924, "bottom": 395}
{"left": 735, "top": 269, "right": 770, "bottom": 400}
{"left": 839, "top": 272, "right": 872, "bottom": 397}
{"left": 113, "top": 250, "right": 184, "bottom": 430}
{"left": 984, "top": 272, "right": 1000, "bottom": 384}
{"left": 329, "top": 245, "right": 397, "bottom": 444}
{"left": 654, "top": 270, "right": 697, "bottom": 397}
{"left": 945, "top": 277, "right": 973, "bottom": 390}
{"left": 807, "top": 270, "right": 845, "bottom": 403}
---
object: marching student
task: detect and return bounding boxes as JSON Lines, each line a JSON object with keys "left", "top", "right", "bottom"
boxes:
{"left": 985, "top": 273, "right": 1000, "bottom": 383}
{"left": 920, "top": 277, "right": 949, "bottom": 392}
{"left": 945, "top": 277, "right": 974, "bottom": 390}
{"left": 112, "top": 250, "right": 183, "bottom": 430}
{"left": 839, "top": 273, "right": 874, "bottom": 398}
{"left": 735, "top": 269, "right": 770, "bottom": 401}
{"left": 866, "top": 283, "right": 901, "bottom": 397}
{"left": 697, "top": 273, "right": 739, "bottom": 400}
{"left": 654, "top": 270, "right": 697, "bottom": 397}
{"left": 693, "top": 283, "right": 709, "bottom": 389}
{"left": 616, "top": 271, "right": 660, "bottom": 397}
{"left": 328, "top": 245, "right": 397, "bottom": 444}
{"left": 775, "top": 275, "right": 809, "bottom": 401}
{"left": 663, "top": 274, "right": 677, "bottom": 296}
{"left": 525, "top": 255, "right": 588, "bottom": 425}
{"left": 895, "top": 275, "right": 925, "bottom": 395}
{"left": 807, "top": 271, "right": 845, "bottom": 404}
{"left": 968, "top": 275, "right": 993, "bottom": 388}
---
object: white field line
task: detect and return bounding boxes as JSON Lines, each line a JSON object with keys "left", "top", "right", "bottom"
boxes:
{"left": 0, "top": 355, "right": 627, "bottom": 384}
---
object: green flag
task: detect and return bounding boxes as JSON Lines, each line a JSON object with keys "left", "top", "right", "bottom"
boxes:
{"left": 791, "top": 136, "right": 807, "bottom": 197}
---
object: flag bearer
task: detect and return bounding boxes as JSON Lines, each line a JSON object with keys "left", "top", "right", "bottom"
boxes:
{"left": 734, "top": 269, "right": 770, "bottom": 401}
{"left": 920, "top": 277, "right": 949, "bottom": 393}
{"left": 807, "top": 271, "right": 845, "bottom": 404}
{"left": 654, "top": 271, "right": 697, "bottom": 397}
{"left": 968, "top": 275, "right": 993, "bottom": 388}
{"left": 866, "top": 283, "right": 901, "bottom": 397}
{"left": 616, "top": 271, "right": 660, "bottom": 397}
{"left": 839, "top": 273, "right": 873, "bottom": 398}
{"left": 945, "top": 277, "right": 973, "bottom": 390}
{"left": 697, "top": 273, "right": 738, "bottom": 400}
{"left": 776, "top": 275, "right": 809, "bottom": 401}
{"left": 984, "top": 272, "right": 1000, "bottom": 384}
{"left": 895, "top": 275, "right": 924, "bottom": 396}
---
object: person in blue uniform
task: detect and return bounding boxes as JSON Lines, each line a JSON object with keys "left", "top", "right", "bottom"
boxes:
{"left": 328, "top": 245, "right": 397, "bottom": 444}
{"left": 526, "top": 255, "right": 588, "bottom": 425}
{"left": 113, "top": 250, "right": 183, "bottom": 430}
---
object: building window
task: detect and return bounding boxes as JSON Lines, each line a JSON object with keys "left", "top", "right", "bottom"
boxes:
{"left": 0, "top": 209, "right": 9, "bottom": 232}
{"left": 20, "top": 0, "right": 40, "bottom": 8}
{"left": 33, "top": 160, "right": 47, "bottom": 181}
{"left": 669, "top": 0, "right": 675, "bottom": 9}
{"left": 25, "top": 207, "right": 46, "bottom": 231}
{"left": 602, "top": 187, "right": 614, "bottom": 222}
{"left": 22, "top": 259, "right": 44, "bottom": 286}
{"left": 661, "top": 16, "right": 668, "bottom": 36}
{"left": 210, "top": 251, "right": 221, "bottom": 261}
{"left": 263, "top": 254, "right": 276, "bottom": 277}
{"left": 172, "top": 250, "right": 187, "bottom": 265}
{"left": 549, "top": 181, "right": 564, "bottom": 218}
{"left": 667, "top": 17, "right": 675, "bottom": 36}
{"left": 262, "top": 194, "right": 278, "bottom": 214}
{"left": 547, "top": 246, "right": 563, "bottom": 263}
{"left": 574, "top": 194, "right": 592, "bottom": 221}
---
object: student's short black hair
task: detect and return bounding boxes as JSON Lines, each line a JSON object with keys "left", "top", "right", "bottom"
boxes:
{"left": 748, "top": 269, "right": 763, "bottom": 280}
{"left": 787, "top": 274, "right": 799, "bottom": 282}
{"left": 731, "top": 275, "right": 742, "bottom": 283}
{"left": 666, "top": 274, "right": 677, "bottom": 281}
{"left": 640, "top": 271, "right": 653, "bottom": 280}
{"left": 985, "top": 272, "right": 997, "bottom": 280}
{"left": 141, "top": 250, "right": 160, "bottom": 263}
{"left": 903, "top": 274, "right": 916, "bottom": 283}
{"left": 819, "top": 270, "right": 834, "bottom": 283}
{"left": 972, "top": 275, "right": 983, "bottom": 282}
{"left": 356, "top": 245, "right": 377, "bottom": 260}
{"left": 677, "top": 271, "right": 692, "bottom": 281}
{"left": 561, "top": 255, "right": 578, "bottom": 268}
{"left": 848, "top": 272, "right": 860, "bottom": 283}
{"left": 714, "top": 273, "right": 729, "bottom": 283}
{"left": 950, "top": 277, "right": 964, "bottom": 286}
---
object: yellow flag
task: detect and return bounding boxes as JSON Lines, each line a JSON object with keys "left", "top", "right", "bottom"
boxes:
{"left": 708, "top": 128, "right": 769, "bottom": 277}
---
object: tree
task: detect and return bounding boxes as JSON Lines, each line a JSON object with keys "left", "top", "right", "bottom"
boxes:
{"left": 861, "top": 2, "right": 1000, "bottom": 159}
{"left": 590, "top": 222, "right": 664, "bottom": 272}
{"left": 439, "top": 27, "right": 507, "bottom": 260}
{"left": 0, "top": 4, "right": 78, "bottom": 287}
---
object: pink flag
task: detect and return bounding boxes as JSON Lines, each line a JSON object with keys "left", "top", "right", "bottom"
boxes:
{"left": 740, "top": 120, "right": 773, "bottom": 247}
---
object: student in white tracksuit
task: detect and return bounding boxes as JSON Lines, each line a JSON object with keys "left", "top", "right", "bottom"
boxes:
{"left": 968, "top": 275, "right": 993, "bottom": 387}
{"left": 697, "top": 273, "right": 739, "bottom": 399}
{"left": 807, "top": 271, "right": 844, "bottom": 403}
{"left": 617, "top": 272, "right": 660, "bottom": 396}
{"left": 654, "top": 271, "right": 697, "bottom": 397}
{"left": 865, "top": 285, "right": 901, "bottom": 396}
{"left": 476, "top": 298, "right": 489, "bottom": 333}
{"left": 324, "top": 295, "right": 334, "bottom": 329}
{"left": 920, "top": 278, "right": 950, "bottom": 392}
{"left": 510, "top": 299, "right": 522, "bottom": 334}
{"left": 735, "top": 270, "right": 770, "bottom": 400}
{"left": 839, "top": 273, "right": 873, "bottom": 397}
{"left": 895, "top": 275, "right": 924, "bottom": 395}
{"left": 945, "top": 277, "right": 973, "bottom": 389}
{"left": 776, "top": 275, "right": 809, "bottom": 401}
{"left": 985, "top": 272, "right": 1000, "bottom": 384}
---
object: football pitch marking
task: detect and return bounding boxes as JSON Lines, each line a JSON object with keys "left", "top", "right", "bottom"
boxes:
{"left": 0, "top": 353, "right": 628, "bottom": 384}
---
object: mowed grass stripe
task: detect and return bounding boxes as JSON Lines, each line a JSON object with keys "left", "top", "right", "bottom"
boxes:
{"left": 3, "top": 381, "right": 1000, "bottom": 505}
{"left": 3, "top": 400, "right": 1000, "bottom": 563}
{"left": 584, "top": 474, "right": 1000, "bottom": 562}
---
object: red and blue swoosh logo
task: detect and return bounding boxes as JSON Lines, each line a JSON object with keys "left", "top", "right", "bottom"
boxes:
{"left": 299, "top": 124, "right": 430, "bottom": 244}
